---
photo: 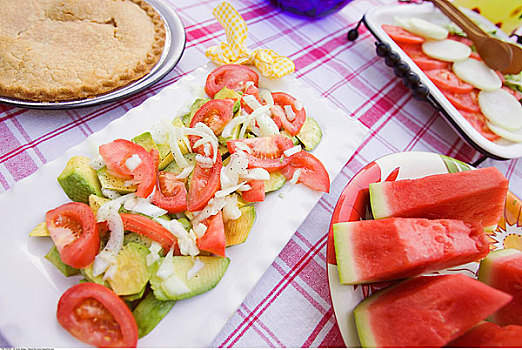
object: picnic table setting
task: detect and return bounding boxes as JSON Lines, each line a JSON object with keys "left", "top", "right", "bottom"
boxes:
{"left": 1, "top": 0, "right": 522, "bottom": 348}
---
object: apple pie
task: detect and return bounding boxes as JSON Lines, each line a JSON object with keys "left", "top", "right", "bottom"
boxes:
{"left": 0, "top": 0, "right": 166, "bottom": 102}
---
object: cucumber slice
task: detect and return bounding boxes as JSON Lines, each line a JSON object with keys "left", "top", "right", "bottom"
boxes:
{"left": 296, "top": 117, "right": 322, "bottom": 151}
{"left": 45, "top": 245, "right": 80, "bottom": 277}
{"left": 479, "top": 89, "right": 522, "bottom": 131}
{"left": 397, "top": 17, "right": 448, "bottom": 40}
{"left": 225, "top": 205, "right": 256, "bottom": 247}
{"left": 108, "top": 243, "right": 151, "bottom": 296}
{"left": 149, "top": 256, "right": 230, "bottom": 301}
{"left": 421, "top": 39, "right": 471, "bottom": 62}
{"left": 453, "top": 59, "right": 502, "bottom": 91}
{"left": 264, "top": 171, "right": 287, "bottom": 193}
{"left": 133, "top": 291, "right": 176, "bottom": 338}
{"left": 486, "top": 122, "right": 522, "bottom": 142}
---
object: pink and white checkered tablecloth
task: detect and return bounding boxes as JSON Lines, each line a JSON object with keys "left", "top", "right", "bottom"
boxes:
{"left": 1, "top": 0, "right": 521, "bottom": 347}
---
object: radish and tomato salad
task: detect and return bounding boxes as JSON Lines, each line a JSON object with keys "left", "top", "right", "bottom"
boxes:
{"left": 33, "top": 64, "right": 329, "bottom": 347}
{"left": 382, "top": 19, "right": 522, "bottom": 143}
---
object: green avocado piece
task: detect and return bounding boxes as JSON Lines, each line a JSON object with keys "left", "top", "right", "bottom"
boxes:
{"left": 133, "top": 291, "right": 176, "bottom": 338}
{"left": 280, "top": 130, "right": 300, "bottom": 146}
{"left": 122, "top": 284, "right": 147, "bottom": 302}
{"left": 132, "top": 132, "right": 159, "bottom": 153}
{"left": 264, "top": 171, "right": 287, "bottom": 193}
{"left": 296, "top": 117, "right": 322, "bottom": 151}
{"left": 81, "top": 264, "right": 110, "bottom": 287}
{"left": 149, "top": 256, "right": 230, "bottom": 301}
{"left": 225, "top": 205, "right": 256, "bottom": 247}
{"left": 45, "top": 245, "right": 80, "bottom": 277}
{"left": 108, "top": 243, "right": 151, "bottom": 296}
{"left": 88, "top": 194, "right": 110, "bottom": 217}
{"left": 29, "top": 221, "right": 49, "bottom": 237}
{"left": 157, "top": 143, "right": 173, "bottom": 170}
{"left": 163, "top": 153, "right": 197, "bottom": 176}
{"left": 57, "top": 156, "right": 103, "bottom": 203}
{"left": 97, "top": 167, "right": 137, "bottom": 194}
{"left": 214, "top": 87, "right": 241, "bottom": 113}
{"left": 123, "top": 232, "right": 154, "bottom": 248}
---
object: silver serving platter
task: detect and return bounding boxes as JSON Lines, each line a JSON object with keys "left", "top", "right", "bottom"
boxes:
{"left": 0, "top": 0, "right": 186, "bottom": 110}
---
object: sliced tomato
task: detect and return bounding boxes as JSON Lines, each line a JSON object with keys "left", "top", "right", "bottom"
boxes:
{"left": 271, "top": 92, "right": 306, "bottom": 136}
{"left": 197, "top": 211, "right": 226, "bottom": 257}
{"left": 187, "top": 152, "right": 222, "bottom": 212}
{"left": 449, "top": 34, "right": 474, "bottom": 47}
{"left": 398, "top": 43, "right": 450, "bottom": 70}
{"left": 441, "top": 88, "right": 480, "bottom": 113}
{"left": 425, "top": 69, "right": 474, "bottom": 93}
{"left": 120, "top": 213, "right": 177, "bottom": 252}
{"left": 460, "top": 111, "right": 501, "bottom": 142}
{"left": 152, "top": 171, "right": 187, "bottom": 214}
{"left": 227, "top": 135, "right": 294, "bottom": 171}
{"left": 190, "top": 98, "right": 234, "bottom": 136}
{"left": 205, "top": 64, "right": 259, "bottom": 98}
{"left": 280, "top": 151, "right": 330, "bottom": 193}
{"left": 56, "top": 282, "right": 138, "bottom": 348}
{"left": 46, "top": 202, "right": 99, "bottom": 269}
{"left": 99, "top": 139, "right": 156, "bottom": 198}
{"left": 382, "top": 24, "right": 425, "bottom": 44}
{"left": 241, "top": 85, "right": 283, "bottom": 129}
{"left": 469, "top": 51, "right": 482, "bottom": 61}
{"left": 241, "top": 180, "right": 265, "bottom": 202}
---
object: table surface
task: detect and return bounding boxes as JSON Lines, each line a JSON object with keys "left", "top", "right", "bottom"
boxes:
{"left": 1, "top": 0, "right": 521, "bottom": 347}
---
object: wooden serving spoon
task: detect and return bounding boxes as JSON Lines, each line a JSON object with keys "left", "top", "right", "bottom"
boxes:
{"left": 428, "top": 0, "right": 522, "bottom": 74}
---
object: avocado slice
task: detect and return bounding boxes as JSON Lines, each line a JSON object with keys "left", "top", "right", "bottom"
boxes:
{"left": 163, "top": 153, "right": 197, "bottom": 176}
{"left": 29, "top": 221, "right": 49, "bottom": 237}
{"left": 108, "top": 243, "right": 151, "bottom": 296}
{"left": 280, "top": 130, "right": 300, "bottom": 146}
{"left": 264, "top": 172, "right": 287, "bottom": 193}
{"left": 149, "top": 256, "right": 230, "bottom": 301}
{"left": 123, "top": 232, "right": 154, "bottom": 248}
{"left": 131, "top": 132, "right": 159, "bottom": 153}
{"left": 97, "top": 167, "right": 137, "bottom": 194}
{"left": 225, "top": 205, "right": 256, "bottom": 247}
{"left": 157, "top": 143, "right": 173, "bottom": 170}
{"left": 57, "top": 156, "right": 103, "bottom": 203}
{"left": 88, "top": 194, "right": 110, "bottom": 217}
{"left": 296, "top": 117, "right": 322, "bottom": 151}
{"left": 133, "top": 291, "right": 176, "bottom": 338}
{"left": 45, "top": 245, "right": 80, "bottom": 277}
{"left": 122, "top": 284, "right": 147, "bottom": 302}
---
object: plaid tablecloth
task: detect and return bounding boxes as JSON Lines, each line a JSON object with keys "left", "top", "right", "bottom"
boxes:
{"left": 1, "top": 0, "right": 520, "bottom": 347}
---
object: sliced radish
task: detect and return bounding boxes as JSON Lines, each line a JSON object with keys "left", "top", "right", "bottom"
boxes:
{"left": 486, "top": 122, "right": 522, "bottom": 143}
{"left": 398, "top": 18, "right": 448, "bottom": 40}
{"left": 452, "top": 59, "right": 502, "bottom": 91}
{"left": 479, "top": 89, "right": 522, "bottom": 131}
{"left": 422, "top": 39, "right": 471, "bottom": 62}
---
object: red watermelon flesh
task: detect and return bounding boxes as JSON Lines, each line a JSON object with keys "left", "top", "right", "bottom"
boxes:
{"left": 354, "top": 274, "right": 513, "bottom": 348}
{"left": 478, "top": 249, "right": 522, "bottom": 326}
{"left": 369, "top": 167, "right": 508, "bottom": 228}
{"left": 448, "top": 321, "right": 522, "bottom": 347}
{"left": 333, "top": 218, "right": 489, "bottom": 284}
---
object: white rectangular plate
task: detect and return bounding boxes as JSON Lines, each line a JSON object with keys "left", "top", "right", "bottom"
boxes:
{"left": 0, "top": 64, "right": 369, "bottom": 347}
{"left": 365, "top": 3, "right": 522, "bottom": 160}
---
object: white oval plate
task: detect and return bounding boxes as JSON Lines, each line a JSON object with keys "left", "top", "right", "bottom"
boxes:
{"left": 364, "top": 3, "right": 522, "bottom": 160}
{"left": 327, "top": 151, "right": 522, "bottom": 346}
{"left": 0, "top": 64, "right": 369, "bottom": 347}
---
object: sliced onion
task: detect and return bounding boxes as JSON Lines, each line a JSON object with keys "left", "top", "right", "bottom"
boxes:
{"left": 259, "top": 88, "right": 274, "bottom": 106}
{"left": 255, "top": 111, "right": 279, "bottom": 136}
{"left": 215, "top": 181, "right": 247, "bottom": 198}
{"left": 223, "top": 194, "right": 242, "bottom": 222}
{"left": 125, "top": 154, "right": 142, "bottom": 172}
{"left": 193, "top": 223, "right": 208, "bottom": 238}
{"left": 243, "top": 94, "right": 263, "bottom": 111}
{"left": 284, "top": 145, "right": 302, "bottom": 158}
{"left": 479, "top": 89, "right": 522, "bottom": 131}
{"left": 222, "top": 114, "right": 249, "bottom": 138}
{"left": 284, "top": 105, "right": 296, "bottom": 121}
{"left": 241, "top": 168, "right": 270, "bottom": 181}
{"left": 123, "top": 196, "right": 167, "bottom": 218}
{"left": 176, "top": 164, "right": 195, "bottom": 179}
{"left": 289, "top": 168, "right": 302, "bottom": 185}
{"left": 89, "top": 155, "right": 105, "bottom": 170}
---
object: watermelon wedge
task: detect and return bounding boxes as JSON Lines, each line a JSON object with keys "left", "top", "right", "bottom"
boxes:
{"left": 448, "top": 321, "right": 522, "bottom": 347}
{"left": 369, "top": 167, "right": 508, "bottom": 228}
{"left": 333, "top": 217, "right": 489, "bottom": 284}
{"left": 354, "top": 274, "right": 512, "bottom": 348}
{"left": 478, "top": 248, "right": 522, "bottom": 326}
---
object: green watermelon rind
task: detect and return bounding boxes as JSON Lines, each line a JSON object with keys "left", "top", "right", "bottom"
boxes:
{"left": 368, "top": 182, "right": 390, "bottom": 220}
{"left": 477, "top": 248, "right": 521, "bottom": 285}
{"left": 332, "top": 222, "right": 358, "bottom": 284}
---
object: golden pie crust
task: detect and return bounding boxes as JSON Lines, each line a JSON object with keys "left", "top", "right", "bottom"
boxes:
{"left": 0, "top": 0, "right": 166, "bottom": 102}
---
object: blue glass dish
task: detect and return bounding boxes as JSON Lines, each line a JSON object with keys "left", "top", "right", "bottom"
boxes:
{"left": 270, "top": 0, "right": 353, "bottom": 18}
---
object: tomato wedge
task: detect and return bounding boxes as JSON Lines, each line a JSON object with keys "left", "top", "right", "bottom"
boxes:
{"left": 280, "top": 151, "right": 330, "bottom": 193}
{"left": 425, "top": 69, "right": 474, "bottom": 93}
{"left": 152, "top": 171, "right": 188, "bottom": 214}
{"left": 460, "top": 111, "right": 500, "bottom": 142}
{"left": 398, "top": 43, "right": 450, "bottom": 70}
{"left": 197, "top": 211, "right": 226, "bottom": 257}
{"left": 187, "top": 152, "right": 222, "bottom": 212}
{"left": 56, "top": 282, "right": 138, "bottom": 348}
{"left": 46, "top": 202, "right": 99, "bottom": 269}
{"left": 190, "top": 98, "right": 234, "bottom": 136}
{"left": 227, "top": 135, "right": 294, "bottom": 171}
{"left": 441, "top": 88, "right": 480, "bottom": 113}
{"left": 271, "top": 92, "right": 306, "bottom": 136}
{"left": 99, "top": 139, "right": 157, "bottom": 198}
{"left": 205, "top": 64, "right": 259, "bottom": 98}
{"left": 241, "top": 180, "right": 265, "bottom": 202}
{"left": 120, "top": 213, "right": 177, "bottom": 252}
{"left": 382, "top": 24, "right": 425, "bottom": 44}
